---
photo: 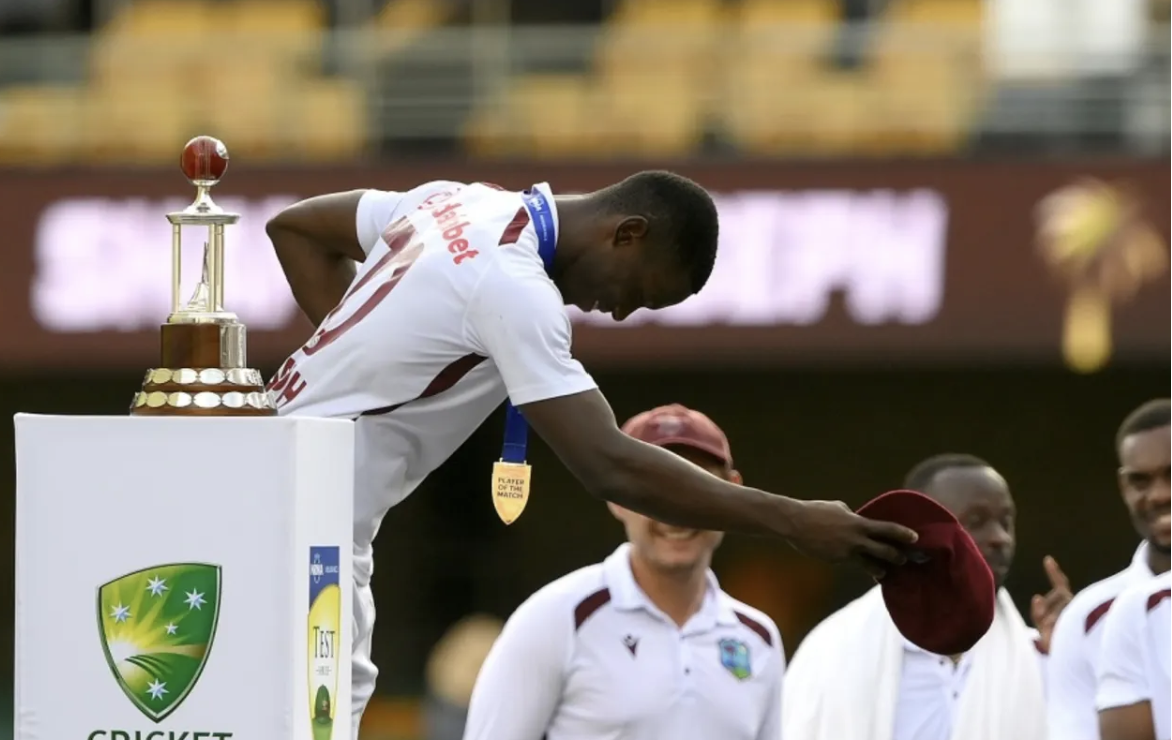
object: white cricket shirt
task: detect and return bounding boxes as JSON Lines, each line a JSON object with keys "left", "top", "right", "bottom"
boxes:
{"left": 271, "top": 181, "right": 597, "bottom": 586}
{"left": 462, "top": 543, "right": 784, "bottom": 740}
{"left": 893, "top": 610, "right": 1047, "bottom": 740}
{"left": 1096, "top": 570, "right": 1172, "bottom": 740}
{"left": 894, "top": 639, "right": 976, "bottom": 740}
{"left": 1047, "top": 543, "right": 1157, "bottom": 740}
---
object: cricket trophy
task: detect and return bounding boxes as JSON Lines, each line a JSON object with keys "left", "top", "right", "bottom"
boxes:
{"left": 130, "top": 136, "right": 277, "bottom": 416}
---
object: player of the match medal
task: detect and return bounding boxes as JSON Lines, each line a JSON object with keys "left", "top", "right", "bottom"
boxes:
{"left": 494, "top": 405, "right": 531, "bottom": 524}
{"left": 491, "top": 459, "right": 531, "bottom": 525}
{"left": 492, "top": 185, "right": 556, "bottom": 525}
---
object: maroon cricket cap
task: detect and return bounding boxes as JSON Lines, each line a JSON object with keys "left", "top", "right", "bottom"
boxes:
{"left": 857, "top": 489, "right": 996, "bottom": 655}
{"left": 621, "top": 404, "right": 732, "bottom": 465}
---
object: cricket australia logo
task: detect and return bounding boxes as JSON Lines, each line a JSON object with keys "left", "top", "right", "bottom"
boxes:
{"left": 96, "top": 563, "right": 222, "bottom": 722}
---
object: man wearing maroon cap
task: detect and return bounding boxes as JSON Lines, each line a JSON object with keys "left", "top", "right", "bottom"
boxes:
{"left": 463, "top": 404, "right": 784, "bottom": 740}
{"left": 782, "top": 453, "right": 1063, "bottom": 740}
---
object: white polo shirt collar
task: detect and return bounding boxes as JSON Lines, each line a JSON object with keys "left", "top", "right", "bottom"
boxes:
{"left": 1131, "top": 540, "right": 1157, "bottom": 577}
{"left": 602, "top": 543, "right": 739, "bottom": 635}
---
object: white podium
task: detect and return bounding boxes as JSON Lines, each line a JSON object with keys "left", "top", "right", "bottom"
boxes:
{"left": 14, "top": 414, "right": 355, "bottom": 740}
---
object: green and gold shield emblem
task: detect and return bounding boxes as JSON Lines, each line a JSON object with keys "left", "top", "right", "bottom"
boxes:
{"left": 96, "top": 563, "right": 222, "bottom": 722}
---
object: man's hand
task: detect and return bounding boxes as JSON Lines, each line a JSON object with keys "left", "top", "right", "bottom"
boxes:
{"left": 1030, "top": 555, "right": 1073, "bottom": 653}
{"left": 786, "top": 500, "right": 918, "bottom": 578}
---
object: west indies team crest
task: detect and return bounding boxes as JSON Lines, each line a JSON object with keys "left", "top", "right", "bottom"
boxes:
{"left": 308, "top": 546, "right": 342, "bottom": 740}
{"left": 718, "top": 638, "right": 752, "bottom": 681}
{"left": 96, "top": 563, "right": 222, "bottom": 722}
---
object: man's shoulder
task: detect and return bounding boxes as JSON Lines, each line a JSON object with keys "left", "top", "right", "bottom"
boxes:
{"left": 428, "top": 185, "right": 545, "bottom": 278}
{"left": 1149, "top": 569, "right": 1172, "bottom": 595}
{"left": 407, "top": 179, "right": 471, "bottom": 195}
{"left": 1063, "top": 566, "right": 1141, "bottom": 636}
{"left": 1098, "top": 574, "right": 1169, "bottom": 662}
{"left": 512, "top": 562, "right": 610, "bottom": 628}
{"left": 719, "top": 593, "right": 783, "bottom": 651}
{"left": 795, "top": 587, "right": 882, "bottom": 652}
{"left": 1114, "top": 571, "right": 1171, "bottom": 617}
{"left": 405, "top": 183, "right": 545, "bottom": 290}
{"left": 469, "top": 235, "right": 562, "bottom": 312}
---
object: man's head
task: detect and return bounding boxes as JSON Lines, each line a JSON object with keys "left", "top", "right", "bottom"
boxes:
{"left": 905, "top": 453, "right": 1015, "bottom": 588}
{"left": 556, "top": 171, "right": 719, "bottom": 321}
{"left": 608, "top": 404, "right": 740, "bottom": 574}
{"left": 1116, "top": 399, "right": 1171, "bottom": 554}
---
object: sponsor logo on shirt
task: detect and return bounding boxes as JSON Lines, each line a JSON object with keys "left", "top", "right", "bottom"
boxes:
{"left": 622, "top": 634, "right": 639, "bottom": 657}
{"left": 417, "top": 189, "right": 479, "bottom": 265}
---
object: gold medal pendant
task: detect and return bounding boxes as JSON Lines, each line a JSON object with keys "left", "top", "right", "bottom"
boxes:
{"left": 491, "top": 461, "right": 531, "bottom": 525}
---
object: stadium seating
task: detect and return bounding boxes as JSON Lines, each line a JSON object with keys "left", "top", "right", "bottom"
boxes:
{"left": 0, "top": 86, "right": 86, "bottom": 164}
{"left": 0, "top": 0, "right": 365, "bottom": 164}
{"left": 465, "top": 0, "right": 987, "bottom": 158}
{"left": 375, "top": 0, "right": 458, "bottom": 55}
{"left": 465, "top": 74, "right": 597, "bottom": 158}
{"left": 290, "top": 78, "right": 368, "bottom": 161}
{"left": 0, "top": 0, "right": 1004, "bottom": 162}
{"left": 721, "top": 0, "right": 842, "bottom": 153}
{"left": 870, "top": 0, "right": 983, "bottom": 153}
{"left": 83, "top": 85, "right": 192, "bottom": 164}
{"left": 593, "top": 0, "right": 715, "bottom": 155}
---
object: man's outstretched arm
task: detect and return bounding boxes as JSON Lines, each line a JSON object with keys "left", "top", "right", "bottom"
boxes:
{"left": 520, "top": 389, "right": 916, "bottom": 573}
{"left": 520, "top": 389, "right": 792, "bottom": 537}
{"left": 465, "top": 235, "right": 917, "bottom": 574}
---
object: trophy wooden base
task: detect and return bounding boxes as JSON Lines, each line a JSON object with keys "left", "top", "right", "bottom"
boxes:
{"left": 130, "top": 322, "right": 277, "bottom": 416}
{"left": 131, "top": 367, "right": 276, "bottom": 415}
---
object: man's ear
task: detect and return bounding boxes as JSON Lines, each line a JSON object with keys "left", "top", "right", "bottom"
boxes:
{"left": 727, "top": 468, "right": 743, "bottom": 486}
{"left": 606, "top": 501, "right": 628, "bottom": 522}
{"left": 613, "top": 215, "right": 648, "bottom": 247}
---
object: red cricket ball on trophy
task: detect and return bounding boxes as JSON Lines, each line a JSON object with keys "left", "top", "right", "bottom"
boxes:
{"left": 179, "top": 135, "right": 229, "bottom": 185}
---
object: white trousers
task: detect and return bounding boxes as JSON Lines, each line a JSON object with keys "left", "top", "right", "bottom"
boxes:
{"left": 352, "top": 581, "right": 378, "bottom": 739}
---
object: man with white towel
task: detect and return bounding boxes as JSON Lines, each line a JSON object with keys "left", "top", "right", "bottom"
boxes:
{"left": 782, "top": 453, "right": 1071, "bottom": 740}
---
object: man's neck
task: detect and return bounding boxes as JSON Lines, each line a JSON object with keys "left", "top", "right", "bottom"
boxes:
{"left": 548, "top": 195, "right": 593, "bottom": 284}
{"left": 1147, "top": 544, "right": 1170, "bottom": 575}
{"left": 628, "top": 552, "right": 709, "bottom": 629}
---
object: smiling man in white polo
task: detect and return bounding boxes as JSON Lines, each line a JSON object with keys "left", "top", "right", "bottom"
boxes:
{"left": 462, "top": 404, "right": 783, "bottom": 740}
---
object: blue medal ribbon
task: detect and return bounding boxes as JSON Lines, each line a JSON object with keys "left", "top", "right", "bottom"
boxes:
{"left": 501, "top": 186, "right": 558, "bottom": 464}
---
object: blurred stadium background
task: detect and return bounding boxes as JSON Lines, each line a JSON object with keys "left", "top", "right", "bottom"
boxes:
{"left": 0, "top": 0, "right": 1168, "bottom": 738}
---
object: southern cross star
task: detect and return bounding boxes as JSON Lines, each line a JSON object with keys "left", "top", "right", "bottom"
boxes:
{"left": 146, "top": 679, "right": 168, "bottom": 701}
{"left": 145, "top": 576, "right": 168, "bottom": 597}
{"left": 184, "top": 589, "right": 206, "bottom": 611}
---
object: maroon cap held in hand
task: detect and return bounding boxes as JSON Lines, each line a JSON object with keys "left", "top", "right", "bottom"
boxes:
{"left": 621, "top": 404, "right": 732, "bottom": 466}
{"left": 857, "top": 489, "right": 996, "bottom": 656}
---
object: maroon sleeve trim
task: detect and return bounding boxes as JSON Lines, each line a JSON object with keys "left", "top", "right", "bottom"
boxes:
{"left": 1147, "top": 588, "right": 1171, "bottom": 612}
{"left": 735, "top": 610, "right": 773, "bottom": 647}
{"left": 499, "top": 207, "right": 530, "bottom": 246}
{"left": 573, "top": 588, "right": 611, "bottom": 631}
{"left": 361, "top": 353, "right": 486, "bottom": 416}
{"left": 1085, "top": 598, "right": 1116, "bottom": 634}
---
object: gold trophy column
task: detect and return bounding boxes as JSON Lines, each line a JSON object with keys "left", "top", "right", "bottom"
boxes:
{"left": 131, "top": 136, "right": 277, "bottom": 416}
